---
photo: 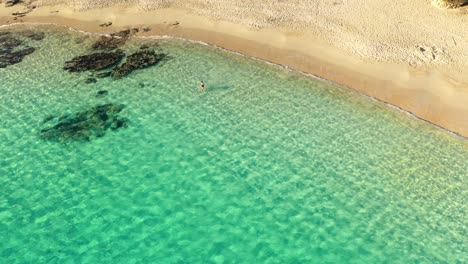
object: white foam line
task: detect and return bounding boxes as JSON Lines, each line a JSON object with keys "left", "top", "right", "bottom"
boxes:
{"left": 1, "top": 22, "right": 466, "bottom": 140}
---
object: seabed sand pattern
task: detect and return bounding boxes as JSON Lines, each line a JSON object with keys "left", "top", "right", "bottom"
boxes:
{"left": 0, "top": 28, "right": 467, "bottom": 263}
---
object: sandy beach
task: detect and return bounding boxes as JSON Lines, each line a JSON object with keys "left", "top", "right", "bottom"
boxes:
{"left": 1, "top": 0, "right": 467, "bottom": 137}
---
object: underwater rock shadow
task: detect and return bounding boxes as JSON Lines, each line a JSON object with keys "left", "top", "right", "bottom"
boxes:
{"left": 0, "top": 47, "right": 35, "bottom": 68}
{"left": 19, "top": 31, "right": 45, "bottom": 41}
{"left": 91, "top": 29, "right": 138, "bottom": 51}
{"left": 112, "top": 50, "right": 171, "bottom": 79}
{"left": 0, "top": 32, "right": 40, "bottom": 68}
{"left": 39, "top": 103, "right": 128, "bottom": 142}
{"left": 63, "top": 51, "right": 125, "bottom": 72}
{"left": 0, "top": 34, "right": 22, "bottom": 52}
{"left": 207, "top": 85, "right": 231, "bottom": 92}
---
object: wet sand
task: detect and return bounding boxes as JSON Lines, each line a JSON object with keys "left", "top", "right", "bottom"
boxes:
{"left": 1, "top": 3, "right": 467, "bottom": 137}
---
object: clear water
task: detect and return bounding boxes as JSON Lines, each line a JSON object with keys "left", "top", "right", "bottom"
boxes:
{"left": 0, "top": 26, "right": 467, "bottom": 263}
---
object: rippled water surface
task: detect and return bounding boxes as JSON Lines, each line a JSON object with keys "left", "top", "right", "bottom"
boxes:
{"left": 0, "top": 26, "right": 467, "bottom": 263}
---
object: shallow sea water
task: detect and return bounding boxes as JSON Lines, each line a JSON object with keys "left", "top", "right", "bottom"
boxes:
{"left": 0, "top": 26, "right": 467, "bottom": 263}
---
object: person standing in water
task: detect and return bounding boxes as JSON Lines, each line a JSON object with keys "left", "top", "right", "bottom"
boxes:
{"left": 200, "top": 81, "right": 206, "bottom": 93}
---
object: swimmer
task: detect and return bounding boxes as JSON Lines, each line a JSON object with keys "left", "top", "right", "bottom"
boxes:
{"left": 200, "top": 81, "right": 206, "bottom": 93}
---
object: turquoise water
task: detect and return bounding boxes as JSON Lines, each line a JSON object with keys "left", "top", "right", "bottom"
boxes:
{"left": 0, "top": 26, "right": 467, "bottom": 263}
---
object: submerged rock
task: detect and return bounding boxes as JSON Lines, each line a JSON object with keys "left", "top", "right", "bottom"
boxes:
{"left": 96, "top": 71, "right": 112, "bottom": 78}
{"left": 0, "top": 47, "right": 35, "bottom": 68}
{"left": 85, "top": 77, "right": 97, "bottom": 84}
{"left": 64, "top": 51, "right": 125, "bottom": 72}
{"left": 96, "top": 90, "right": 109, "bottom": 98}
{"left": 113, "top": 50, "right": 165, "bottom": 78}
{"left": 113, "top": 29, "right": 135, "bottom": 38}
{"left": 0, "top": 34, "right": 36, "bottom": 68}
{"left": 40, "top": 103, "right": 127, "bottom": 142}
{"left": 20, "top": 31, "right": 46, "bottom": 41}
{"left": 92, "top": 35, "right": 127, "bottom": 51}
{"left": 0, "top": 35, "right": 22, "bottom": 53}
{"left": 42, "top": 115, "right": 55, "bottom": 124}
{"left": 91, "top": 29, "right": 132, "bottom": 50}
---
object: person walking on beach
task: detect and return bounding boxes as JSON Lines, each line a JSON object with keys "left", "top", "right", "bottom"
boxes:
{"left": 200, "top": 81, "right": 206, "bottom": 93}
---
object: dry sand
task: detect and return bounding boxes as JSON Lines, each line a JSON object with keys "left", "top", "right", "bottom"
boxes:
{"left": 1, "top": 0, "right": 468, "bottom": 137}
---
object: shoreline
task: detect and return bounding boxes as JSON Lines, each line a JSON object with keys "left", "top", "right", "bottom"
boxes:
{"left": 1, "top": 4, "right": 467, "bottom": 137}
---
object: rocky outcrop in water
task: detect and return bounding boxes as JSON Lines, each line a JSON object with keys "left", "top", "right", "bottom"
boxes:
{"left": 40, "top": 104, "right": 127, "bottom": 142}
{"left": 92, "top": 35, "right": 127, "bottom": 51}
{"left": 64, "top": 51, "right": 125, "bottom": 72}
{"left": 91, "top": 29, "right": 137, "bottom": 50}
{"left": 0, "top": 34, "right": 36, "bottom": 68}
{"left": 0, "top": 29, "right": 47, "bottom": 68}
{"left": 0, "top": 47, "right": 35, "bottom": 68}
{"left": 96, "top": 71, "right": 112, "bottom": 78}
{"left": 96, "top": 90, "right": 108, "bottom": 98}
{"left": 0, "top": 34, "right": 22, "bottom": 53}
{"left": 85, "top": 77, "right": 97, "bottom": 84}
{"left": 20, "top": 31, "right": 45, "bottom": 41}
{"left": 63, "top": 29, "right": 168, "bottom": 79}
{"left": 113, "top": 50, "right": 164, "bottom": 78}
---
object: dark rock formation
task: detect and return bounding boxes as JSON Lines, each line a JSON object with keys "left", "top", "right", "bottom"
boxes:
{"left": 0, "top": 34, "right": 22, "bottom": 53}
{"left": 64, "top": 51, "right": 125, "bottom": 72}
{"left": 113, "top": 50, "right": 165, "bottom": 78}
{"left": 113, "top": 29, "right": 134, "bottom": 38}
{"left": 12, "top": 7, "right": 34, "bottom": 17}
{"left": 433, "top": 0, "right": 468, "bottom": 8}
{"left": 91, "top": 29, "right": 132, "bottom": 50}
{"left": 85, "top": 77, "right": 97, "bottom": 84}
{"left": 0, "top": 47, "right": 35, "bottom": 68}
{"left": 99, "top": 22, "right": 112, "bottom": 27}
{"left": 20, "top": 31, "right": 45, "bottom": 41}
{"left": 5, "top": 0, "right": 20, "bottom": 8}
{"left": 0, "top": 34, "right": 36, "bottom": 68}
{"left": 42, "top": 115, "right": 55, "bottom": 124}
{"left": 96, "top": 71, "right": 112, "bottom": 78}
{"left": 92, "top": 35, "right": 127, "bottom": 51}
{"left": 96, "top": 90, "right": 108, "bottom": 98}
{"left": 40, "top": 104, "right": 127, "bottom": 142}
